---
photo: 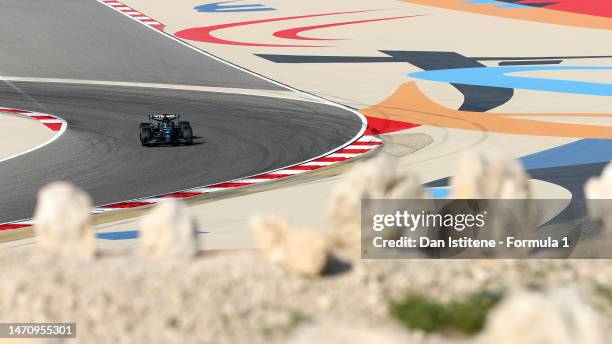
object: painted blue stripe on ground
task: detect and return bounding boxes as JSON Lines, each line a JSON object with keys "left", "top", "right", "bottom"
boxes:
{"left": 409, "top": 66, "right": 612, "bottom": 97}
{"left": 96, "top": 230, "right": 210, "bottom": 240}
{"left": 96, "top": 230, "right": 139, "bottom": 240}
{"left": 520, "top": 139, "right": 612, "bottom": 170}
{"left": 428, "top": 187, "right": 450, "bottom": 199}
{"left": 195, "top": 0, "right": 274, "bottom": 12}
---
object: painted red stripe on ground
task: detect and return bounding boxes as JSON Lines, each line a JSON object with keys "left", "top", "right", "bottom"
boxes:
{"left": 544, "top": 0, "right": 612, "bottom": 18}
{"left": 43, "top": 123, "right": 62, "bottom": 131}
{"left": 314, "top": 157, "right": 349, "bottom": 163}
{"left": 101, "top": 201, "right": 153, "bottom": 209}
{"left": 336, "top": 148, "right": 370, "bottom": 154}
{"left": 0, "top": 223, "right": 32, "bottom": 231}
{"left": 273, "top": 15, "right": 421, "bottom": 41}
{"left": 250, "top": 173, "right": 293, "bottom": 179}
{"left": 1, "top": 109, "right": 29, "bottom": 114}
{"left": 159, "top": 192, "right": 204, "bottom": 198}
{"left": 285, "top": 165, "right": 323, "bottom": 171}
{"left": 364, "top": 116, "right": 420, "bottom": 135}
{"left": 175, "top": 10, "right": 380, "bottom": 47}
{"left": 101, "top": 0, "right": 166, "bottom": 31}
{"left": 351, "top": 141, "right": 383, "bottom": 146}
{"left": 210, "top": 182, "right": 254, "bottom": 188}
{"left": 32, "top": 115, "right": 56, "bottom": 120}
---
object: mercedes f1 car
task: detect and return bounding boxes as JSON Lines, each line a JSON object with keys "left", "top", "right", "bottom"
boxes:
{"left": 139, "top": 114, "right": 193, "bottom": 146}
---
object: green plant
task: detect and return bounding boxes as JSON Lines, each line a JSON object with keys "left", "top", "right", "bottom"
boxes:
{"left": 390, "top": 290, "right": 502, "bottom": 336}
{"left": 595, "top": 283, "right": 612, "bottom": 306}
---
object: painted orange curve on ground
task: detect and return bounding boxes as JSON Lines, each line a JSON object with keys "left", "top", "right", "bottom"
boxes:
{"left": 360, "top": 82, "right": 612, "bottom": 139}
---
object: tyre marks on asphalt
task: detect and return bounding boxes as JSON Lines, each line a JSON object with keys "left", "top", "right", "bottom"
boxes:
{"left": 0, "top": 135, "right": 382, "bottom": 231}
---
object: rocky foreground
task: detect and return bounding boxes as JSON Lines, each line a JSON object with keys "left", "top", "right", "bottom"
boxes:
{"left": 2, "top": 250, "right": 612, "bottom": 344}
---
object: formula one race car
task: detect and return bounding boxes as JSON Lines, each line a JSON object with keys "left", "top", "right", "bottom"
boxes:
{"left": 139, "top": 114, "right": 193, "bottom": 146}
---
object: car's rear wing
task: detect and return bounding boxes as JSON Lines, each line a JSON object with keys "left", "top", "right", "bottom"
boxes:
{"left": 149, "top": 113, "right": 180, "bottom": 121}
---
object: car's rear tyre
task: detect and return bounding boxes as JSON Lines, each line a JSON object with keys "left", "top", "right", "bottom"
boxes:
{"left": 140, "top": 127, "right": 152, "bottom": 146}
{"left": 139, "top": 123, "right": 150, "bottom": 129}
{"left": 181, "top": 126, "right": 193, "bottom": 145}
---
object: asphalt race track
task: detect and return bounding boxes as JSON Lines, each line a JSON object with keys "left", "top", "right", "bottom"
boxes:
{"left": 0, "top": 1, "right": 362, "bottom": 223}
{"left": 0, "top": 0, "right": 280, "bottom": 89}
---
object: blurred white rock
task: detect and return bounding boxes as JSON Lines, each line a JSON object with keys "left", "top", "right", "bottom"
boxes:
{"left": 451, "top": 148, "right": 530, "bottom": 199}
{"left": 250, "top": 216, "right": 289, "bottom": 265}
{"left": 250, "top": 216, "right": 329, "bottom": 277}
{"left": 328, "top": 155, "right": 427, "bottom": 255}
{"left": 139, "top": 199, "right": 198, "bottom": 258}
{"left": 283, "top": 227, "right": 329, "bottom": 277}
{"left": 34, "top": 181, "right": 94, "bottom": 260}
{"left": 451, "top": 149, "right": 538, "bottom": 257}
{"left": 585, "top": 163, "right": 612, "bottom": 236}
{"left": 479, "top": 289, "right": 604, "bottom": 344}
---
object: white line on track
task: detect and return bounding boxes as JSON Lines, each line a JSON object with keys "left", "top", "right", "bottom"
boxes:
{"left": 0, "top": 77, "right": 318, "bottom": 103}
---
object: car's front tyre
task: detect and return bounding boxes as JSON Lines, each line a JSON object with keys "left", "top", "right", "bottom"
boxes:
{"left": 140, "top": 126, "right": 152, "bottom": 146}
